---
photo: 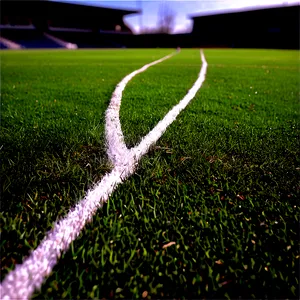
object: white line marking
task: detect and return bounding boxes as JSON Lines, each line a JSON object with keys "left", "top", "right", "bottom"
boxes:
{"left": 105, "top": 52, "right": 176, "bottom": 166}
{"left": 133, "top": 50, "right": 207, "bottom": 160}
{"left": 0, "top": 50, "right": 208, "bottom": 300}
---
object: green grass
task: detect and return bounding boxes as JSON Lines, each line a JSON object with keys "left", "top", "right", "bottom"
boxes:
{"left": 1, "top": 49, "right": 299, "bottom": 299}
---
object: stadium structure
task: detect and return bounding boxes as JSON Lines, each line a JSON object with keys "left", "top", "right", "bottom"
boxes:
{"left": 135, "top": 3, "right": 299, "bottom": 49}
{"left": 0, "top": 1, "right": 299, "bottom": 49}
{"left": 0, "top": 0, "right": 139, "bottom": 49}
{"left": 190, "top": 4, "right": 300, "bottom": 49}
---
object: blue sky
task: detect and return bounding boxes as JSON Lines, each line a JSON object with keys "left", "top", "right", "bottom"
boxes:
{"left": 52, "top": 0, "right": 299, "bottom": 33}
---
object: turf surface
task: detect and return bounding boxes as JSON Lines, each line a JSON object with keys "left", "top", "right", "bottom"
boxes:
{"left": 1, "top": 49, "right": 299, "bottom": 299}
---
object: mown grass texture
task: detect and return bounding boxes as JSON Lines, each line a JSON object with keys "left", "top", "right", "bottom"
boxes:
{"left": 1, "top": 49, "right": 299, "bottom": 299}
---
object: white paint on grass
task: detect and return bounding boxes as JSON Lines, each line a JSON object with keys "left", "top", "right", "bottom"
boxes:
{"left": 105, "top": 52, "right": 175, "bottom": 166}
{"left": 133, "top": 50, "right": 207, "bottom": 160}
{"left": 0, "top": 50, "right": 208, "bottom": 300}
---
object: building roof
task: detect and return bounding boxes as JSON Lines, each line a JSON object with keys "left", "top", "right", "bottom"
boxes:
{"left": 51, "top": 1, "right": 140, "bottom": 16}
{"left": 1, "top": 0, "right": 140, "bottom": 18}
{"left": 189, "top": 3, "right": 299, "bottom": 19}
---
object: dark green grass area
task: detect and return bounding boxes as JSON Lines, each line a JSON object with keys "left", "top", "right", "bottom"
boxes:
{"left": 0, "top": 49, "right": 172, "bottom": 271}
{"left": 1, "top": 49, "right": 299, "bottom": 299}
{"left": 120, "top": 50, "right": 201, "bottom": 147}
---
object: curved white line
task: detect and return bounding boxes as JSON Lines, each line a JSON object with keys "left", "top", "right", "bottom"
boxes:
{"left": 0, "top": 50, "right": 208, "bottom": 300}
{"left": 132, "top": 50, "right": 207, "bottom": 160}
{"left": 105, "top": 52, "right": 176, "bottom": 166}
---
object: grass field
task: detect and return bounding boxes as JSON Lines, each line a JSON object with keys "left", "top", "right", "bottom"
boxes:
{"left": 1, "top": 48, "right": 299, "bottom": 299}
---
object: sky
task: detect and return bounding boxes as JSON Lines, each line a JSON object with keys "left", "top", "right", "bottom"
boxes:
{"left": 52, "top": 0, "right": 299, "bottom": 34}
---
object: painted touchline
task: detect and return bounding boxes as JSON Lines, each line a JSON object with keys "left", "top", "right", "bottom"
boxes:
{"left": 0, "top": 50, "right": 208, "bottom": 300}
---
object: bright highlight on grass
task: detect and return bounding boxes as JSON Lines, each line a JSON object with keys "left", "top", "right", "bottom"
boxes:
{"left": 0, "top": 50, "right": 208, "bottom": 300}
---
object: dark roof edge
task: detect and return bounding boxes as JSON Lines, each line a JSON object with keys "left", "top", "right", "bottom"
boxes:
{"left": 50, "top": 0, "right": 140, "bottom": 15}
{"left": 189, "top": 3, "right": 299, "bottom": 19}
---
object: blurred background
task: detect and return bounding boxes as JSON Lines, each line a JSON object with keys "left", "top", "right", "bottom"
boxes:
{"left": 0, "top": 0, "right": 299, "bottom": 49}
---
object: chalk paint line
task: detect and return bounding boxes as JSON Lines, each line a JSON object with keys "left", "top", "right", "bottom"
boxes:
{"left": 105, "top": 51, "right": 177, "bottom": 166}
{"left": 0, "top": 49, "right": 208, "bottom": 300}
